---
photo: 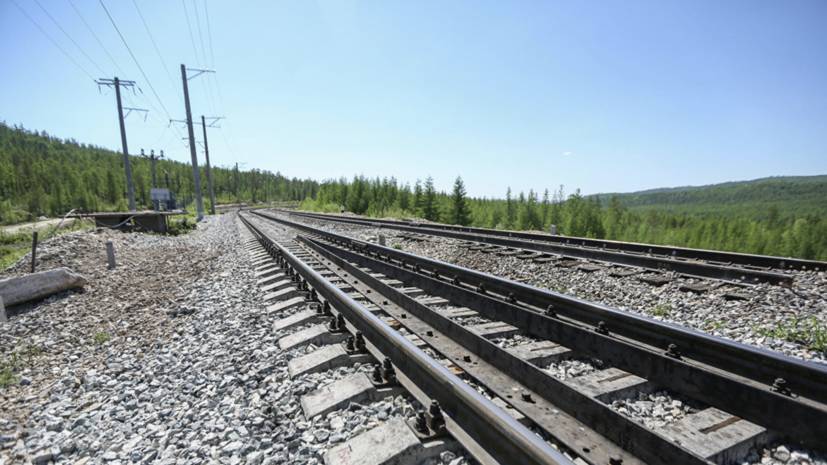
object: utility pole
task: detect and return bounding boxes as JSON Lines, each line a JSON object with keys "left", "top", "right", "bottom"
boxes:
{"left": 178, "top": 64, "right": 215, "bottom": 221}
{"left": 96, "top": 77, "right": 147, "bottom": 212}
{"left": 142, "top": 149, "right": 164, "bottom": 188}
{"left": 201, "top": 115, "right": 217, "bottom": 215}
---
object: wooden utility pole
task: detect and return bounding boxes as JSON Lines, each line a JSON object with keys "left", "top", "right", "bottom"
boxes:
{"left": 96, "top": 78, "right": 146, "bottom": 212}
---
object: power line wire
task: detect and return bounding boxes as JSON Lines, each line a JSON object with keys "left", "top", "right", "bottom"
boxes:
{"left": 98, "top": 0, "right": 174, "bottom": 122}
{"left": 181, "top": 0, "right": 203, "bottom": 66}
{"left": 68, "top": 0, "right": 127, "bottom": 77}
{"left": 33, "top": 0, "right": 107, "bottom": 76}
{"left": 187, "top": 0, "right": 216, "bottom": 115}
{"left": 204, "top": 0, "right": 216, "bottom": 67}
{"left": 131, "top": 0, "right": 181, "bottom": 106}
{"left": 200, "top": 0, "right": 239, "bottom": 163}
{"left": 10, "top": 0, "right": 95, "bottom": 81}
{"left": 98, "top": 0, "right": 188, "bottom": 146}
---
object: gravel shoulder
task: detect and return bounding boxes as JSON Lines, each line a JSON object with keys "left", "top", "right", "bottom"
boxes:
{"left": 0, "top": 213, "right": 265, "bottom": 462}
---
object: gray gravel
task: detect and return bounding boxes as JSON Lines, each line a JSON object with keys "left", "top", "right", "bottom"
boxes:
{"left": 609, "top": 391, "right": 697, "bottom": 429}
{"left": 1, "top": 212, "right": 473, "bottom": 465}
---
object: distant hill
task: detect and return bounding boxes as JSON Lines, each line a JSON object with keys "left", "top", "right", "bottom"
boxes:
{"left": 592, "top": 175, "right": 827, "bottom": 219}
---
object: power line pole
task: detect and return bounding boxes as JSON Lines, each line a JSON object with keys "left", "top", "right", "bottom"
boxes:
{"left": 142, "top": 149, "right": 164, "bottom": 188}
{"left": 96, "top": 77, "right": 147, "bottom": 212}
{"left": 180, "top": 64, "right": 204, "bottom": 220}
{"left": 201, "top": 115, "right": 217, "bottom": 215}
{"left": 178, "top": 64, "right": 215, "bottom": 221}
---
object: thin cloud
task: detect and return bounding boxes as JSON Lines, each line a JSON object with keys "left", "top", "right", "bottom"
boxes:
{"left": 562, "top": 151, "right": 574, "bottom": 156}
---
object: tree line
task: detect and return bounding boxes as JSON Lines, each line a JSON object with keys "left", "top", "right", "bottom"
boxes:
{"left": 301, "top": 175, "right": 827, "bottom": 260}
{"left": 2, "top": 122, "right": 825, "bottom": 260}
{"left": 0, "top": 122, "right": 317, "bottom": 223}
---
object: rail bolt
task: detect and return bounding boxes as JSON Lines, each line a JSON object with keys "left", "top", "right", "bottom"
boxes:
{"left": 545, "top": 304, "right": 556, "bottom": 317}
{"left": 372, "top": 365, "right": 384, "bottom": 384}
{"left": 345, "top": 336, "right": 355, "bottom": 351}
{"left": 506, "top": 292, "right": 517, "bottom": 304}
{"left": 355, "top": 331, "right": 366, "bottom": 351}
{"left": 595, "top": 321, "right": 609, "bottom": 335}
{"left": 414, "top": 410, "right": 429, "bottom": 434}
{"left": 382, "top": 358, "right": 397, "bottom": 384}
{"left": 772, "top": 377, "right": 792, "bottom": 396}
{"left": 452, "top": 276, "right": 461, "bottom": 286}
{"left": 476, "top": 284, "right": 486, "bottom": 294}
{"left": 427, "top": 400, "right": 446, "bottom": 434}
{"left": 665, "top": 343, "right": 681, "bottom": 359}
{"left": 313, "top": 302, "right": 324, "bottom": 314}
{"left": 521, "top": 391, "right": 534, "bottom": 403}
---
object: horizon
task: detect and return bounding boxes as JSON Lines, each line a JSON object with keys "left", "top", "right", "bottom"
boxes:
{"left": 2, "top": 1, "right": 826, "bottom": 198}
{"left": 6, "top": 116, "right": 827, "bottom": 201}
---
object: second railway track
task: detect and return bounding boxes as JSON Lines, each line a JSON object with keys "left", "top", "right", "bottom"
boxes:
{"left": 241, "top": 210, "right": 827, "bottom": 465}
{"left": 280, "top": 210, "right": 827, "bottom": 286}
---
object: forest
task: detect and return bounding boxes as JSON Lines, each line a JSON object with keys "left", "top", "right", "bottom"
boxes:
{"left": 2, "top": 122, "right": 826, "bottom": 260}
{"left": 301, "top": 175, "right": 827, "bottom": 260}
{"left": 0, "top": 122, "right": 317, "bottom": 224}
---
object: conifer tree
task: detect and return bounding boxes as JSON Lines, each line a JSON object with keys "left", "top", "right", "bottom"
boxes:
{"left": 448, "top": 176, "right": 471, "bottom": 225}
{"left": 505, "top": 187, "right": 516, "bottom": 228}
{"left": 421, "top": 176, "right": 439, "bottom": 221}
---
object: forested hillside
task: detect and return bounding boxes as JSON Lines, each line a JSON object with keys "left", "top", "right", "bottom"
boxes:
{"left": 301, "top": 175, "right": 827, "bottom": 260}
{"left": 2, "top": 123, "right": 825, "bottom": 259}
{"left": 593, "top": 176, "right": 827, "bottom": 218}
{"left": 0, "top": 122, "right": 318, "bottom": 224}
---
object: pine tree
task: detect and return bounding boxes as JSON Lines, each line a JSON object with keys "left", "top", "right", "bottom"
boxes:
{"left": 413, "top": 180, "right": 424, "bottom": 215}
{"left": 448, "top": 176, "right": 471, "bottom": 225}
{"left": 518, "top": 189, "right": 542, "bottom": 230}
{"left": 422, "top": 176, "right": 439, "bottom": 221}
{"left": 505, "top": 187, "right": 516, "bottom": 228}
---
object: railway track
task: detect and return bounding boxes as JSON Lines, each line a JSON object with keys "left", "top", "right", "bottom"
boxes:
{"left": 280, "top": 210, "right": 827, "bottom": 286}
{"left": 240, "top": 210, "right": 827, "bottom": 465}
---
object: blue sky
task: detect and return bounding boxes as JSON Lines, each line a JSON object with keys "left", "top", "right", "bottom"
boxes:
{"left": 1, "top": 0, "right": 826, "bottom": 197}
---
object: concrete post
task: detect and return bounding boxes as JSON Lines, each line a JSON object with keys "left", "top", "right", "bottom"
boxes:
{"left": 31, "top": 231, "right": 38, "bottom": 273}
{"left": 0, "top": 295, "right": 6, "bottom": 323}
{"left": 549, "top": 224, "right": 558, "bottom": 236}
{"left": 106, "top": 241, "right": 116, "bottom": 270}
{"left": 378, "top": 234, "right": 386, "bottom": 246}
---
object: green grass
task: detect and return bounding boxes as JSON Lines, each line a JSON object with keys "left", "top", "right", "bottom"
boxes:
{"left": 651, "top": 303, "right": 671, "bottom": 317}
{"left": 704, "top": 319, "right": 726, "bottom": 332}
{"left": 93, "top": 332, "right": 111, "bottom": 345}
{"left": 757, "top": 317, "right": 827, "bottom": 353}
{"left": 0, "top": 343, "right": 44, "bottom": 388}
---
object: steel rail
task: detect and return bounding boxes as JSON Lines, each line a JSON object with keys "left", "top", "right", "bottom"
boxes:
{"left": 239, "top": 213, "right": 574, "bottom": 465}
{"left": 287, "top": 209, "right": 826, "bottom": 272}
{"left": 252, "top": 210, "right": 827, "bottom": 445}
{"left": 299, "top": 234, "right": 711, "bottom": 465}
{"left": 281, "top": 210, "right": 795, "bottom": 285}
